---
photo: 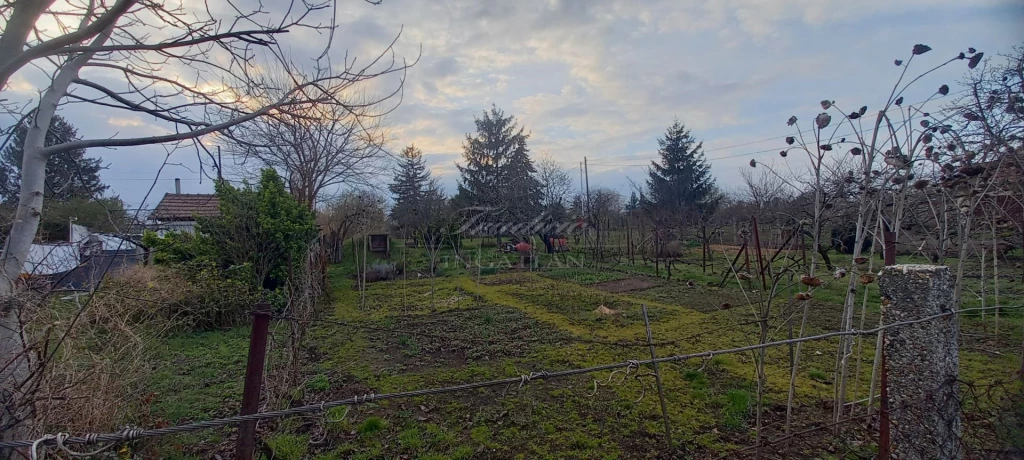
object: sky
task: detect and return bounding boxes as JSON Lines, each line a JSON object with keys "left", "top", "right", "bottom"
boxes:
{"left": 6, "top": 0, "right": 1024, "bottom": 211}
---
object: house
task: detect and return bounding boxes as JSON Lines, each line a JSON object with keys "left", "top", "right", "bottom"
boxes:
{"left": 22, "top": 224, "right": 144, "bottom": 291}
{"left": 147, "top": 179, "right": 220, "bottom": 234}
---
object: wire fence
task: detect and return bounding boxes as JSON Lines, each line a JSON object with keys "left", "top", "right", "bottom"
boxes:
{"left": 5, "top": 304, "right": 1022, "bottom": 459}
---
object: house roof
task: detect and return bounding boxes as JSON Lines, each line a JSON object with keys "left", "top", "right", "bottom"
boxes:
{"left": 149, "top": 193, "right": 220, "bottom": 221}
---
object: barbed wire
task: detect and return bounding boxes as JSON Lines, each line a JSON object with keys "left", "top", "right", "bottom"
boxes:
{"left": 3, "top": 303, "right": 1018, "bottom": 452}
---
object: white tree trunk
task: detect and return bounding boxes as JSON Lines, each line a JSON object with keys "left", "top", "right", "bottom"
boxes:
{"left": 0, "top": 28, "right": 112, "bottom": 448}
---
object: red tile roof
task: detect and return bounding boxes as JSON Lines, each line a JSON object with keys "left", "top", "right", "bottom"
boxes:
{"left": 149, "top": 193, "right": 220, "bottom": 221}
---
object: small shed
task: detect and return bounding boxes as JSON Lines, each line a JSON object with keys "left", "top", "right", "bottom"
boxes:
{"left": 22, "top": 228, "right": 143, "bottom": 291}
{"left": 368, "top": 234, "right": 390, "bottom": 258}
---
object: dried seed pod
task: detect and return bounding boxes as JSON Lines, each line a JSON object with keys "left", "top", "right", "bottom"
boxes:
{"left": 779, "top": 150, "right": 788, "bottom": 158}
{"left": 834, "top": 268, "right": 847, "bottom": 279}
{"left": 859, "top": 106, "right": 868, "bottom": 116}
{"left": 800, "top": 275, "right": 823, "bottom": 287}
{"left": 913, "top": 179, "right": 929, "bottom": 190}
{"left": 737, "top": 272, "right": 752, "bottom": 281}
{"left": 787, "top": 116, "right": 797, "bottom": 126}
{"left": 854, "top": 256, "right": 869, "bottom": 265}
{"left": 816, "top": 112, "right": 832, "bottom": 129}
{"left": 912, "top": 44, "right": 932, "bottom": 55}
{"left": 785, "top": 136, "right": 795, "bottom": 145}
{"left": 859, "top": 273, "right": 876, "bottom": 285}
{"left": 821, "top": 100, "right": 832, "bottom": 110}
{"left": 749, "top": 159, "right": 757, "bottom": 168}
{"left": 719, "top": 302, "right": 732, "bottom": 310}
{"left": 968, "top": 52, "right": 984, "bottom": 69}
{"left": 794, "top": 292, "right": 813, "bottom": 301}
{"left": 850, "top": 147, "right": 863, "bottom": 156}
{"left": 895, "top": 96, "right": 904, "bottom": 105}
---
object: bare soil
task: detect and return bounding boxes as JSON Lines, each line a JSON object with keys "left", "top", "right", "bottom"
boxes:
{"left": 591, "top": 276, "right": 664, "bottom": 293}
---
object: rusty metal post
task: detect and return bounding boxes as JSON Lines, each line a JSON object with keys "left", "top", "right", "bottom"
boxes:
{"left": 878, "top": 221, "right": 897, "bottom": 458}
{"left": 751, "top": 217, "right": 768, "bottom": 291}
{"left": 883, "top": 222, "right": 896, "bottom": 266}
{"left": 237, "top": 303, "right": 272, "bottom": 459}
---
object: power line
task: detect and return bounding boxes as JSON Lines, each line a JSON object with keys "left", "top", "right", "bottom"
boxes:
{"left": 584, "top": 91, "right": 962, "bottom": 168}
{"left": 3, "top": 303, "right": 1014, "bottom": 451}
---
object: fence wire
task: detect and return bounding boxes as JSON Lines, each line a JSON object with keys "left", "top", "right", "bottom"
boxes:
{"left": 3, "top": 304, "right": 1020, "bottom": 456}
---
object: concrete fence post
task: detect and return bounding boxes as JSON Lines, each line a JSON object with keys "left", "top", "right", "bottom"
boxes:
{"left": 878, "top": 265, "right": 961, "bottom": 460}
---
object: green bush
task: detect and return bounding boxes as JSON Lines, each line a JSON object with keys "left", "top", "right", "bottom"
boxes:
{"left": 141, "top": 169, "right": 315, "bottom": 328}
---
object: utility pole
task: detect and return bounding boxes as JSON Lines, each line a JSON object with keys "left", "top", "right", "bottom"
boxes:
{"left": 216, "top": 145, "right": 224, "bottom": 182}
{"left": 584, "top": 156, "right": 591, "bottom": 218}
{"left": 579, "top": 161, "right": 584, "bottom": 213}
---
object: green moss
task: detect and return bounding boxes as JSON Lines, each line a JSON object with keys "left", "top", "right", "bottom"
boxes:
{"left": 808, "top": 369, "right": 830, "bottom": 384}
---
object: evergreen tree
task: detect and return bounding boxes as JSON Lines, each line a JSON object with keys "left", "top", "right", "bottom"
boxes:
{"left": 646, "top": 119, "right": 716, "bottom": 215}
{"left": 389, "top": 145, "right": 431, "bottom": 230}
{"left": 625, "top": 191, "right": 640, "bottom": 211}
{"left": 502, "top": 139, "right": 542, "bottom": 223}
{"left": 455, "top": 106, "right": 541, "bottom": 233}
{"left": 0, "top": 114, "right": 107, "bottom": 204}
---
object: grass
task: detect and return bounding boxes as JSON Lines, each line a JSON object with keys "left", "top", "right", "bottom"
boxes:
{"left": 357, "top": 416, "right": 387, "bottom": 436}
{"left": 139, "top": 237, "right": 1024, "bottom": 458}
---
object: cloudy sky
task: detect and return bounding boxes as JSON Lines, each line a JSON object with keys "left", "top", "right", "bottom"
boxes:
{"left": 9, "top": 0, "right": 1024, "bottom": 210}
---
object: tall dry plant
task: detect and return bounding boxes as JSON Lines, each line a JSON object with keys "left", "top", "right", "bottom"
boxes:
{"left": 24, "top": 266, "right": 190, "bottom": 436}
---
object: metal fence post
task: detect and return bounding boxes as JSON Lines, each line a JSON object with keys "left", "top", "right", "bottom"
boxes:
{"left": 236, "top": 302, "right": 271, "bottom": 459}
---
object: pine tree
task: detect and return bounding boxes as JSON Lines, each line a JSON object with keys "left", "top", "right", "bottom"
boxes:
{"left": 646, "top": 119, "right": 716, "bottom": 215}
{"left": 625, "top": 191, "right": 640, "bottom": 211}
{"left": 389, "top": 145, "right": 431, "bottom": 230}
{"left": 502, "top": 139, "right": 542, "bottom": 223}
{"left": 455, "top": 106, "right": 541, "bottom": 233}
{"left": 0, "top": 114, "right": 107, "bottom": 205}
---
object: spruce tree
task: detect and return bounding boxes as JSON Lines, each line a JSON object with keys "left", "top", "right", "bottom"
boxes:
{"left": 0, "top": 114, "right": 107, "bottom": 205}
{"left": 455, "top": 106, "right": 541, "bottom": 234}
{"left": 389, "top": 144, "right": 430, "bottom": 230}
{"left": 646, "top": 119, "right": 716, "bottom": 215}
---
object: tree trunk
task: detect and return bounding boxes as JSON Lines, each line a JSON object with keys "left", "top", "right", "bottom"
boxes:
{"left": 993, "top": 224, "right": 1000, "bottom": 335}
{"left": 1, "top": 27, "right": 111, "bottom": 449}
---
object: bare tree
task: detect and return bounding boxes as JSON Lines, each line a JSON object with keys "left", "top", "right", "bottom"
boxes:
{"left": 0, "top": 0, "right": 413, "bottom": 446}
{"left": 222, "top": 70, "right": 393, "bottom": 209}
{"left": 589, "top": 187, "right": 622, "bottom": 261}
{"left": 536, "top": 151, "right": 573, "bottom": 209}
{"left": 319, "top": 190, "right": 387, "bottom": 263}
{"left": 739, "top": 167, "right": 792, "bottom": 218}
